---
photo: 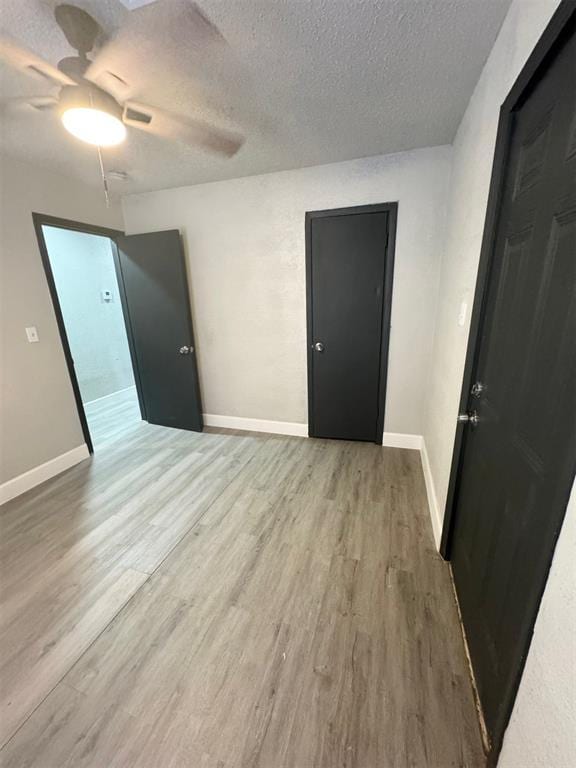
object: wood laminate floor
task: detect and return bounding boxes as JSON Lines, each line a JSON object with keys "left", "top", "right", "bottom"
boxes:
{"left": 0, "top": 395, "right": 485, "bottom": 767}
{"left": 84, "top": 387, "right": 142, "bottom": 450}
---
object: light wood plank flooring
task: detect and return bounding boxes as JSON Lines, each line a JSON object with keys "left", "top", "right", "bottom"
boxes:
{"left": 0, "top": 400, "right": 485, "bottom": 767}
{"left": 84, "top": 387, "right": 142, "bottom": 450}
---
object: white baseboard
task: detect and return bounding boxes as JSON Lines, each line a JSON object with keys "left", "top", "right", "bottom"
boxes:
{"left": 203, "top": 413, "right": 308, "bottom": 437}
{"left": 420, "top": 437, "right": 442, "bottom": 550}
{"left": 203, "top": 418, "right": 425, "bottom": 449}
{"left": 382, "top": 432, "right": 423, "bottom": 450}
{"left": 0, "top": 444, "right": 90, "bottom": 506}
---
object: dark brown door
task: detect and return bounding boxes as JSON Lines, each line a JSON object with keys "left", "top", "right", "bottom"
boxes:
{"left": 115, "top": 230, "right": 203, "bottom": 432}
{"left": 306, "top": 206, "right": 394, "bottom": 443}
{"left": 451, "top": 17, "right": 576, "bottom": 748}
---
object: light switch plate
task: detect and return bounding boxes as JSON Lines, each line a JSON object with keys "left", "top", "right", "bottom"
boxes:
{"left": 25, "top": 326, "right": 39, "bottom": 343}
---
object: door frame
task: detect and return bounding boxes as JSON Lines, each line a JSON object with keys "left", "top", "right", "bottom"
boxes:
{"left": 440, "top": 0, "right": 576, "bottom": 761}
{"left": 305, "top": 202, "right": 397, "bottom": 444}
{"left": 32, "top": 213, "right": 147, "bottom": 454}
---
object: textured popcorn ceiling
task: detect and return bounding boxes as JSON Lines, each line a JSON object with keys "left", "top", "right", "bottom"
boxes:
{"left": 0, "top": 0, "right": 511, "bottom": 195}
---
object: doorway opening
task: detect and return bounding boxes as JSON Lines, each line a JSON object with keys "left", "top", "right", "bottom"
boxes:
{"left": 35, "top": 214, "right": 204, "bottom": 450}
{"left": 37, "top": 219, "right": 142, "bottom": 452}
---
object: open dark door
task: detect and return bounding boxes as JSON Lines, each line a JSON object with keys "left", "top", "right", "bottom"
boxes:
{"left": 115, "top": 230, "right": 203, "bottom": 432}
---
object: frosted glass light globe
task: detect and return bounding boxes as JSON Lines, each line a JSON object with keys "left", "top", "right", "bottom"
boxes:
{"left": 61, "top": 107, "right": 127, "bottom": 146}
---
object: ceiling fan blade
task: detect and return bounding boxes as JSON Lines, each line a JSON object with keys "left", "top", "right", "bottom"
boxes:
{"left": 1, "top": 95, "right": 59, "bottom": 114}
{"left": 0, "top": 35, "right": 74, "bottom": 86}
{"left": 25, "top": 95, "right": 58, "bottom": 111}
{"left": 180, "top": 0, "right": 227, "bottom": 43}
{"left": 123, "top": 101, "right": 244, "bottom": 157}
{"left": 89, "top": 69, "right": 131, "bottom": 102}
{"left": 85, "top": 0, "right": 230, "bottom": 99}
{"left": 54, "top": 4, "right": 103, "bottom": 56}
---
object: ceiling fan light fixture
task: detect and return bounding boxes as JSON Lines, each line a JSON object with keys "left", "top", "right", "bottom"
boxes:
{"left": 62, "top": 107, "right": 126, "bottom": 146}
{"left": 59, "top": 85, "right": 126, "bottom": 146}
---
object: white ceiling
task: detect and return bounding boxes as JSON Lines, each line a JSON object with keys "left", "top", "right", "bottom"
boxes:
{"left": 0, "top": 0, "right": 511, "bottom": 195}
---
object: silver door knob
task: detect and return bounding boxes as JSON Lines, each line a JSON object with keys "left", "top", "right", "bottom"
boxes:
{"left": 457, "top": 410, "right": 479, "bottom": 426}
{"left": 314, "top": 342, "right": 324, "bottom": 353}
{"left": 179, "top": 345, "right": 192, "bottom": 355}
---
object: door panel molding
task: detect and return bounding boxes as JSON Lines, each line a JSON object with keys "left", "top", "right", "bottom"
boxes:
{"left": 305, "top": 202, "right": 397, "bottom": 444}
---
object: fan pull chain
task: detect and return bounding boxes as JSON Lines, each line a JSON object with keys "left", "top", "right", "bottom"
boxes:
{"left": 88, "top": 89, "right": 110, "bottom": 208}
{"left": 96, "top": 144, "right": 110, "bottom": 208}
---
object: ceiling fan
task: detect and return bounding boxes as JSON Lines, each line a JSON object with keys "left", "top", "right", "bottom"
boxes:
{"left": 0, "top": 1, "right": 244, "bottom": 157}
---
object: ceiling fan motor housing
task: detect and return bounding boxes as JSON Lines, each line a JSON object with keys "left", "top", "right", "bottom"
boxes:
{"left": 58, "top": 82, "right": 123, "bottom": 120}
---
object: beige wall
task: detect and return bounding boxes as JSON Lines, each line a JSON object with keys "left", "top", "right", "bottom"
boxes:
{"left": 123, "top": 146, "right": 452, "bottom": 436}
{"left": 422, "top": 1, "right": 576, "bottom": 764}
{"left": 0, "top": 155, "right": 123, "bottom": 483}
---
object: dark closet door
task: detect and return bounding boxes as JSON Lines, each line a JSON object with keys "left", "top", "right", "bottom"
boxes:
{"left": 115, "top": 230, "right": 203, "bottom": 432}
{"left": 451, "top": 18, "right": 576, "bottom": 747}
{"left": 307, "top": 207, "right": 393, "bottom": 442}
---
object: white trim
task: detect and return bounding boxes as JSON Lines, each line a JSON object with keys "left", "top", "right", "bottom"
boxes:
{"left": 84, "top": 385, "right": 137, "bottom": 406}
{"left": 382, "top": 432, "right": 423, "bottom": 450}
{"left": 203, "top": 418, "right": 424, "bottom": 447}
{"left": 0, "top": 444, "right": 90, "bottom": 505}
{"left": 203, "top": 416, "right": 442, "bottom": 551}
{"left": 203, "top": 413, "right": 308, "bottom": 437}
{"left": 420, "top": 437, "right": 442, "bottom": 550}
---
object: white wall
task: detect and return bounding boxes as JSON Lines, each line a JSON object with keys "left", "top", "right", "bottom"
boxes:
{"left": 0, "top": 155, "right": 123, "bottom": 484}
{"left": 123, "top": 146, "right": 452, "bottom": 435}
{"left": 422, "top": 1, "right": 575, "bottom": 765}
{"left": 44, "top": 227, "right": 135, "bottom": 403}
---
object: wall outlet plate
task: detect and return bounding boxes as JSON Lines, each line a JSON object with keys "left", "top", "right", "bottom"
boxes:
{"left": 25, "top": 326, "right": 39, "bottom": 343}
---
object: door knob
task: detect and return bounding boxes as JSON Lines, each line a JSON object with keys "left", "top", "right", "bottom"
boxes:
{"left": 457, "top": 410, "right": 479, "bottom": 427}
{"left": 179, "top": 345, "right": 193, "bottom": 355}
{"left": 313, "top": 342, "right": 324, "bottom": 353}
